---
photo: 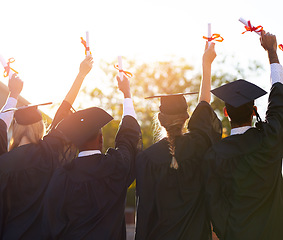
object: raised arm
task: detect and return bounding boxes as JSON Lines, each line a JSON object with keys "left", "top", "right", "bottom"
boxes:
{"left": 260, "top": 31, "right": 283, "bottom": 85}
{"left": 50, "top": 56, "right": 93, "bottom": 129}
{"left": 116, "top": 75, "right": 137, "bottom": 119}
{"left": 64, "top": 55, "right": 93, "bottom": 105}
{"left": 0, "top": 73, "right": 23, "bottom": 129}
{"left": 0, "top": 74, "right": 23, "bottom": 154}
{"left": 114, "top": 75, "right": 141, "bottom": 185}
{"left": 198, "top": 42, "right": 216, "bottom": 103}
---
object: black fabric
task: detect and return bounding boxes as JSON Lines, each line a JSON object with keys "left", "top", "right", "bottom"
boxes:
{"left": 205, "top": 82, "right": 283, "bottom": 240}
{"left": 159, "top": 95, "right": 188, "bottom": 115}
{"left": 135, "top": 101, "right": 222, "bottom": 240}
{"left": 42, "top": 115, "right": 142, "bottom": 240}
{"left": 0, "top": 101, "right": 72, "bottom": 240}
{"left": 211, "top": 79, "right": 267, "bottom": 108}
{"left": 57, "top": 107, "right": 113, "bottom": 147}
{"left": 0, "top": 119, "right": 7, "bottom": 155}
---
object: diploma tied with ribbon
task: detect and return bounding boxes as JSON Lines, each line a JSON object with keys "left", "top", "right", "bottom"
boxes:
{"left": 81, "top": 31, "right": 92, "bottom": 56}
{"left": 114, "top": 56, "right": 133, "bottom": 81}
{"left": 239, "top": 18, "right": 263, "bottom": 36}
{"left": 202, "top": 23, "right": 224, "bottom": 44}
{"left": 0, "top": 55, "right": 18, "bottom": 79}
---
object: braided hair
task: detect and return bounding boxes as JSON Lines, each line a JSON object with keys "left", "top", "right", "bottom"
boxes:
{"left": 158, "top": 112, "right": 189, "bottom": 169}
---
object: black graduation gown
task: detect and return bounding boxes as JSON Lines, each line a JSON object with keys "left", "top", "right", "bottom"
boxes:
{"left": 205, "top": 82, "right": 283, "bottom": 240}
{"left": 0, "top": 119, "right": 8, "bottom": 155}
{"left": 42, "top": 115, "right": 142, "bottom": 240}
{"left": 135, "top": 101, "right": 222, "bottom": 240}
{"left": 0, "top": 101, "right": 72, "bottom": 240}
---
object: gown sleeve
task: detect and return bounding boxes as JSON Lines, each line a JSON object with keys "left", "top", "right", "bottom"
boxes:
{"left": 113, "top": 115, "right": 142, "bottom": 186}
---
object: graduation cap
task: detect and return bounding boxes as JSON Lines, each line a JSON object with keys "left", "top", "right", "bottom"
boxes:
{"left": 56, "top": 107, "right": 113, "bottom": 147}
{"left": 10, "top": 102, "right": 53, "bottom": 125}
{"left": 211, "top": 79, "right": 267, "bottom": 108}
{"left": 145, "top": 92, "right": 199, "bottom": 115}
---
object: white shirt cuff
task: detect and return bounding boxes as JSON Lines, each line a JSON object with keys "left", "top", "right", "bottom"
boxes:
{"left": 270, "top": 63, "right": 283, "bottom": 85}
{"left": 0, "top": 97, "right": 17, "bottom": 129}
{"left": 78, "top": 150, "right": 101, "bottom": 157}
{"left": 123, "top": 98, "right": 137, "bottom": 119}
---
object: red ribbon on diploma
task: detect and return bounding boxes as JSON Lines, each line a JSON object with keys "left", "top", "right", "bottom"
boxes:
{"left": 242, "top": 21, "right": 263, "bottom": 34}
{"left": 114, "top": 65, "right": 133, "bottom": 78}
{"left": 80, "top": 37, "right": 92, "bottom": 55}
{"left": 203, "top": 33, "right": 224, "bottom": 42}
{"left": 3, "top": 58, "right": 18, "bottom": 78}
{"left": 279, "top": 44, "right": 283, "bottom": 51}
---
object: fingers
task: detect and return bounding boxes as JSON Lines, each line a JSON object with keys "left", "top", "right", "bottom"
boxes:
{"left": 205, "top": 41, "right": 208, "bottom": 50}
{"left": 116, "top": 75, "right": 122, "bottom": 85}
{"left": 205, "top": 42, "right": 215, "bottom": 51}
{"left": 11, "top": 73, "right": 17, "bottom": 80}
{"left": 260, "top": 31, "right": 277, "bottom": 51}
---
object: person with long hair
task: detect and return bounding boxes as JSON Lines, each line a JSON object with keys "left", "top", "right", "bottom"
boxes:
{"left": 0, "top": 55, "right": 93, "bottom": 240}
{"left": 135, "top": 42, "right": 222, "bottom": 240}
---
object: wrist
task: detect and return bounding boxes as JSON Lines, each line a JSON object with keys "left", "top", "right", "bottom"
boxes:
{"left": 268, "top": 50, "right": 279, "bottom": 64}
{"left": 123, "top": 92, "right": 131, "bottom": 98}
{"left": 77, "top": 71, "right": 87, "bottom": 78}
{"left": 9, "top": 92, "right": 19, "bottom": 99}
{"left": 202, "top": 60, "right": 212, "bottom": 67}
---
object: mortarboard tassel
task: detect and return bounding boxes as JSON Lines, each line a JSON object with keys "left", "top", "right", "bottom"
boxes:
{"left": 254, "top": 106, "right": 263, "bottom": 130}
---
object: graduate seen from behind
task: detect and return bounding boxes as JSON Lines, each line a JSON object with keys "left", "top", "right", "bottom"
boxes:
{"left": 0, "top": 55, "right": 93, "bottom": 240}
{"left": 205, "top": 31, "right": 283, "bottom": 240}
{"left": 42, "top": 74, "right": 142, "bottom": 240}
{"left": 135, "top": 42, "right": 222, "bottom": 240}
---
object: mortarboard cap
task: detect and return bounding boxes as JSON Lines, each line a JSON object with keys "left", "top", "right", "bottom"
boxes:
{"left": 56, "top": 107, "right": 113, "bottom": 147}
{"left": 12, "top": 102, "right": 52, "bottom": 125}
{"left": 145, "top": 92, "right": 198, "bottom": 115}
{"left": 211, "top": 79, "right": 267, "bottom": 108}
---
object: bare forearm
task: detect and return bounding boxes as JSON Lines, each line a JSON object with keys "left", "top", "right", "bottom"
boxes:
{"left": 268, "top": 50, "right": 279, "bottom": 64}
{"left": 64, "top": 72, "right": 86, "bottom": 105}
{"left": 199, "top": 63, "right": 212, "bottom": 103}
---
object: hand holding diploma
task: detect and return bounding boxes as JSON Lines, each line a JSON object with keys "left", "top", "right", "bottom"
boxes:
{"left": 8, "top": 73, "right": 23, "bottom": 99}
{"left": 79, "top": 55, "right": 93, "bottom": 77}
{"left": 0, "top": 55, "right": 19, "bottom": 79}
{"left": 114, "top": 56, "right": 133, "bottom": 81}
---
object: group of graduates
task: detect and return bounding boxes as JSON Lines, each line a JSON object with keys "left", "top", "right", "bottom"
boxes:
{"left": 0, "top": 29, "right": 282, "bottom": 240}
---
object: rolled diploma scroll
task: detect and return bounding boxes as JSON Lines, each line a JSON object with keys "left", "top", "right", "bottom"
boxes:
{"left": 118, "top": 56, "right": 123, "bottom": 81}
{"left": 208, "top": 23, "right": 212, "bottom": 47}
{"left": 86, "top": 31, "right": 90, "bottom": 56}
{"left": 0, "top": 55, "right": 15, "bottom": 79}
{"left": 239, "top": 17, "right": 261, "bottom": 36}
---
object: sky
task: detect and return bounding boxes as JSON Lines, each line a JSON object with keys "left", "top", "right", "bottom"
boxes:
{"left": 0, "top": 0, "right": 282, "bottom": 118}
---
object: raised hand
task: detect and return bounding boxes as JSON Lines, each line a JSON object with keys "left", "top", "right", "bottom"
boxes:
{"left": 203, "top": 42, "right": 217, "bottom": 66}
{"left": 260, "top": 31, "right": 277, "bottom": 52}
{"left": 8, "top": 73, "right": 23, "bottom": 99}
{"left": 260, "top": 30, "right": 279, "bottom": 64}
{"left": 116, "top": 75, "right": 131, "bottom": 98}
{"left": 79, "top": 55, "right": 93, "bottom": 77}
